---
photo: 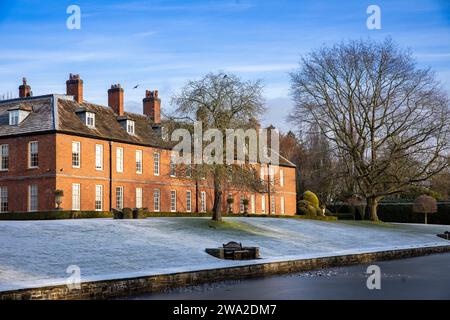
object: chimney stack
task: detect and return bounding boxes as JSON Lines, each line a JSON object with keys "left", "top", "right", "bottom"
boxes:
{"left": 143, "top": 90, "right": 161, "bottom": 124}
{"left": 66, "top": 73, "right": 83, "bottom": 103}
{"left": 19, "top": 78, "right": 31, "bottom": 98}
{"left": 108, "top": 84, "right": 124, "bottom": 116}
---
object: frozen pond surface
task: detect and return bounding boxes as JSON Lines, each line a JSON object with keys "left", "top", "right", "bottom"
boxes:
{"left": 0, "top": 217, "right": 448, "bottom": 291}
{"left": 129, "top": 253, "right": 450, "bottom": 300}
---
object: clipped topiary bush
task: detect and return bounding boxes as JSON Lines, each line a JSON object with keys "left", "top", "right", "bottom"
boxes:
{"left": 298, "top": 200, "right": 317, "bottom": 216}
{"left": 133, "top": 208, "right": 146, "bottom": 219}
{"left": 112, "top": 208, "right": 123, "bottom": 219}
{"left": 122, "top": 208, "right": 133, "bottom": 219}
{"left": 303, "top": 191, "right": 320, "bottom": 209}
{"left": 413, "top": 195, "right": 437, "bottom": 224}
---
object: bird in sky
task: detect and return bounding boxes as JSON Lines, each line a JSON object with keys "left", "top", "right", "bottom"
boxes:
{"left": 133, "top": 84, "right": 139, "bottom": 89}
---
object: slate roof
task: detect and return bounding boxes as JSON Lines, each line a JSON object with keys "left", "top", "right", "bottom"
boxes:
{"left": 0, "top": 94, "right": 169, "bottom": 148}
{"left": 56, "top": 98, "right": 169, "bottom": 148}
{"left": 0, "top": 94, "right": 295, "bottom": 167}
{"left": 0, "top": 95, "right": 55, "bottom": 136}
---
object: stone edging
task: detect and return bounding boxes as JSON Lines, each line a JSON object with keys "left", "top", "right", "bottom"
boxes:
{"left": 1, "top": 245, "right": 450, "bottom": 300}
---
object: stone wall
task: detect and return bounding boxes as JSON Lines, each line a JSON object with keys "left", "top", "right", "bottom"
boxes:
{"left": 1, "top": 245, "right": 449, "bottom": 300}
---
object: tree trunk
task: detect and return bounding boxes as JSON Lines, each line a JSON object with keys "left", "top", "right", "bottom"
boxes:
{"left": 212, "top": 169, "right": 223, "bottom": 221}
{"left": 424, "top": 213, "right": 428, "bottom": 225}
{"left": 212, "top": 189, "right": 222, "bottom": 221}
{"left": 367, "top": 197, "right": 379, "bottom": 221}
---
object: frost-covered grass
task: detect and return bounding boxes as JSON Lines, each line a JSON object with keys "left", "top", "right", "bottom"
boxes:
{"left": 0, "top": 217, "right": 448, "bottom": 292}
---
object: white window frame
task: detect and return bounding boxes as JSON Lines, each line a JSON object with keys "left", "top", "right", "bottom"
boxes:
{"left": 240, "top": 195, "right": 245, "bottom": 213}
{"left": 136, "top": 187, "right": 143, "bottom": 209}
{"left": 9, "top": 110, "right": 19, "bottom": 126}
{"left": 280, "top": 169, "right": 284, "bottom": 187}
{"left": 186, "top": 164, "right": 192, "bottom": 178}
{"left": 126, "top": 120, "right": 135, "bottom": 135}
{"left": 269, "top": 167, "right": 275, "bottom": 186}
{"left": 153, "top": 189, "right": 160, "bottom": 212}
{"left": 28, "top": 141, "right": 39, "bottom": 168}
{"left": 153, "top": 153, "right": 160, "bottom": 176}
{"left": 169, "top": 154, "right": 176, "bottom": 177}
{"left": 86, "top": 112, "right": 95, "bottom": 128}
{"left": 28, "top": 185, "right": 39, "bottom": 212}
{"left": 72, "top": 141, "right": 81, "bottom": 168}
{"left": 116, "top": 186, "right": 124, "bottom": 210}
{"left": 170, "top": 190, "right": 177, "bottom": 212}
{"left": 95, "top": 185, "right": 103, "bottom": 211}
{"left": 136, "top": 150, "right": 143, "bottom": 174}
{"left": 280, "top": 196, "right": 285, "bottom": 214}
{"left": 271, "top": 195, "right": 276, "bottom": 214}
{"left": 200, "top": 191, "right": 206, "bottom": 213}
{"left": 0, "top": 144, "right": 9, "bottom": 171}
{"left": 116, "top": 147, "right": 123, "bottom": 173}
{"left": 0, "top": 186, "right": 8, "bottom": 213}
{"left": 261, "top": 195, "right": 266, "bottom": 214}
{"left": 72, "top": 183, "right": 80, "bottom": 211}
{"left": 186, "top": 190, "right": 192, "bottom": 213}
{"left": 95, "top": 144, "right": 103, "bottom": 170}
{"left": 251, "top": 194, "right": 255, "bottom": 214}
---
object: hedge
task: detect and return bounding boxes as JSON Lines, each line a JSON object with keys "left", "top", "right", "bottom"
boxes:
{"left": 0, "top": 211, "right": 112, "bottom": 220}
{"left": 147, "top": 212, "right": 337, "bottom": 221}
{"left": 0, "top": 210, "right": 338, "bottom": 222}
{"left": 328, "top": 202, "right": 450, "bottom": 225}
{"left": 377, "top": 203, "right": 450, "bottom": 225}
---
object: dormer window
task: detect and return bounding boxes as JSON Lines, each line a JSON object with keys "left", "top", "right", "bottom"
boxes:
{"left": 126, "top": 120, "right": 135, "bottom": 135}
{"left": 8, "top": 106, "right": 31, "bottom": 126}
{"left": 75, "top": 108, "right": 96, "bottom": 129}
{"left": 117, "top": 116, "right": 135, "bottom": 135}
{"left": 86, "top": 112, "right": 95, "bottom": 128}
{"left": 9, "top": 110, "right": 19, "bottom": 126}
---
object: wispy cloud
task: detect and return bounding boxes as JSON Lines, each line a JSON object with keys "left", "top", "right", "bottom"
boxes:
{"left": 132, "top": 30, "right": 158, "bottom": 38}
{"left": 225, "top": 64, "right": 297, "bottom": 73}
{"left": 415, "top": 52, "right": 450, "bottom": 61}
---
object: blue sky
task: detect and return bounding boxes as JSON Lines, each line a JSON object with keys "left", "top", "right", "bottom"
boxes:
{"left": 0, "top": 0, "right": 449, "bottom": 130}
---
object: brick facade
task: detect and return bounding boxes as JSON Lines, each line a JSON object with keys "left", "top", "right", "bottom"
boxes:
{"left": 0, "top": 75, "right": 297, "bottom": 215}
{"left": 0, "top": 131, "right": 296, "bottom": 214}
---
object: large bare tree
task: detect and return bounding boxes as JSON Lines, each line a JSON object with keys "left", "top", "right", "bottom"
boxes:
{"left": 290, "top": 38, "right": 450, "bottom": 220}
{"left": 171, "top": 72, "right": 266, "bottom": 221}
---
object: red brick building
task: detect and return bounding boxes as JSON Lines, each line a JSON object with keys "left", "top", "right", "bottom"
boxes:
{"left": 0, "top": 75, "right": 297, "bottom": 215}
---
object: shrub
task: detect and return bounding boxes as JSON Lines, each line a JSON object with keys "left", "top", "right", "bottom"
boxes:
{"left": 122, "top": 208, "right": 133, "bottom": 219}
{"left": 112, "top": 208, "right": 123, "bottom": 219}
{"left": 0, "top": 211, "right": 112, "bottom": 220}
{"left": 298, "top": 207, "right": 310, "bottom": 215}
{"left": 298, "top": 200, "right": 317, "bottom": 216}
{"left": 133, "top": 208, "right": 146, "bottom": 219}
{"left": 303, "top": 191, "right": 320, "bottom": 209}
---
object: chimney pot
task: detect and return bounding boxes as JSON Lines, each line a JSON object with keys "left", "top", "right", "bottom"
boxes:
{"left": 19, "top": 77, "right": 32, "bottom": 98}
{"left": 108, "top": 84, "right": 124, "bottom": 116}
{"left": 66, "top": 73, "right": 84, "bottom": 103}
{"left": 143, "top": 89, "right": 161, "bottom": 124}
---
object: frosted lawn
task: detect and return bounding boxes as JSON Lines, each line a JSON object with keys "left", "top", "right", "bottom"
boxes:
{"left": 0, "top": 217, "right": 448, "bottom": 291}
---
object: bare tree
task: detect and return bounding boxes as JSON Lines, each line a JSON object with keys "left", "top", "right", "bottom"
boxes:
{"left": 171, "top": 72, "right": 266, "bottom": 221}
{"left": 290, "top": 38, "right": 450, "bottom": 220}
